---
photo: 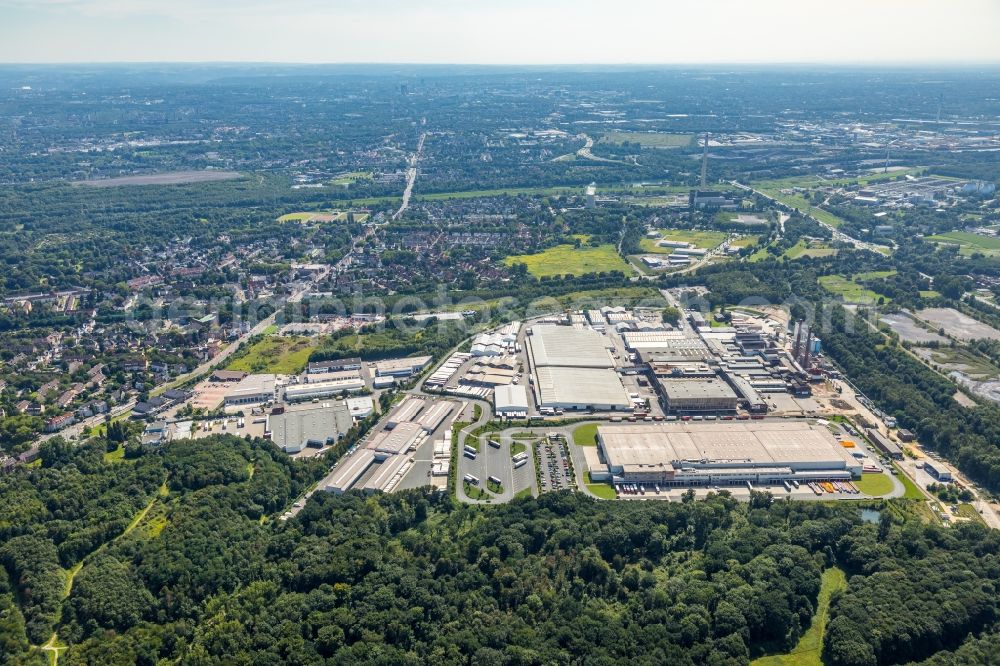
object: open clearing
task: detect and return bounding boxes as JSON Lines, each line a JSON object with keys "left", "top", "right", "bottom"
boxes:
{"left": 880, "top": 312, "right": 947, "bottom": 344}
{"left": 916, "top": 307, "right": 1000, "bottom": 341}
{"left": 330, "top": 171, "right": 373, "bottom": 186}
{"left": 819, "top": 275, "right": 889, "bottom": 305}
{"left": 598, "top": 131, "right": 694, "bottom": 148}
{"left": 227, "top": 336, "right": 315, "bottom": 374}
{"left": 914, "top": 346, "right": 1000, "bottom": 380}
{"left": 925, "top": 231, "right": 1000, "bottom": 256}
{"left": 504, "top": 243, "right": 630, "bottom": 278}
{"left": 77, "top": 170, "right": 241, "bottom": 187}
{"left": 751, "top": 567, "right": 847, "bottom": 666}
{"left": 784, "top": 240, "right": 838, "bottom": 259}
{"left": 277, "top": 210, "right": 368, "bottom": 223}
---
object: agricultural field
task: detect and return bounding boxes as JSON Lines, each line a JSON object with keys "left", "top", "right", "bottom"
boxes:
{"left": 640, "top": 229, "right": 728, "bottom": 254}
{"left": 925, "top": 231, "right": 1000, "bottom": 256}
{"left": 818, "top": 275, "right": 890, "bottom": 305}
{"left": 226, "top": 336, "right": 315, "bottom": 374}
{"left": 504, "top": 243, "right": 630, "bottom": 278}
{"left": 598, "top": 131, "right": 694, "bottom": 148}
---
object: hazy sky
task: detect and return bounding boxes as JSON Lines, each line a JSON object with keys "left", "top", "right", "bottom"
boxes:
{"left": 1, "top": 0, "right": 998, "bottom": 65}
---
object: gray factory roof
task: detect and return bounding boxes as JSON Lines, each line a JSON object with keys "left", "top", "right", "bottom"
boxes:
{"left": 387, "top": 397, "right": 425, "bottom": 425}
{"left": 658, "top": 378, "right": 738, "bottom": 401}
{"left": 269, "top": 403, "right": 353, "bottom": 451}
{"left": 368, "top": 421, "right": 423, "bottom": 456}
{"left": 598, "top": 421, "right": 859, "bottom": 470}
{"left": 535, "top": 366, "right": 631, "bottom": 408}
{"left": 527, "top": 325, "right": 613, "bottom": 368}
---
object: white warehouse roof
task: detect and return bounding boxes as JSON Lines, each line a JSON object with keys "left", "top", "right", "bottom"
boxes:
{"left": 534, "top": 366, "right": 631, "bottom": 410}
{"left": 494, "top": 384, "right": 529, "bottom": 413}
{"left": 527, "top": 325, "right": 613, "bottom": 368}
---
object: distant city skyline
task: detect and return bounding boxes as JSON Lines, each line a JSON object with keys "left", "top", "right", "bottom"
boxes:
{"left": 1, "top": 0, "right": 998, "bottom": 65}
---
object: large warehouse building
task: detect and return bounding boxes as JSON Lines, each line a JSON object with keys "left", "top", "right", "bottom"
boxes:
{"left": 526, "top": 324, "right": 630, "bottom": 411}
{"left": 595, "top": 421, "right": 862, "bottom": 487}
{"left": 267, "top": 402, "right": 354, "bottom": 454}
{"left": 526, "top": 325, "right": 613, "bottom": 368}
{"left": 534, "top": 366, "right": 632, "bottom": 411}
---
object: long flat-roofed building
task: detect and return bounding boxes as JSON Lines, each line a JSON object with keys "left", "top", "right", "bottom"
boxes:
{"left": 360, "top": 454, "right": 412, "bottom": 493}
{"left": 387, "top": 397, "right": 425, "bottom": 427}
{"left": 416, "top": 401, "right": 455, "bottom": 433}
{"left": 596, "top": 421, "right": 862, "bottom": 486}
{"left": 324, "top": 449, "right": 377, "bottom": 493}
{"left": 224, "top": 374, "right": 276, "bottom": 406}
{"left": 308, "top": 358, "right": 362, "bottom": 374}
{"left": 367, "top": 421, "right": 423, "bottom": 457}
{"left": 373, "top": 356, "right": 433, "bottom": 377}
{"left": 527, "top": 325, "right": 613, "bottom": 368}
{"left": 657, "top": 377, "right": 738, "bottom": 414}
{"left": 284, "top": 377, "right": 366, "bottom": 402}
{"left": 535, "top": 366, "right": 631, "bottom": 411}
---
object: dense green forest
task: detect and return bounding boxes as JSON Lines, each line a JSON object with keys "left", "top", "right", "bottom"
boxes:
{"left": 0, "top": 435, "right": 996, "bottom": 665}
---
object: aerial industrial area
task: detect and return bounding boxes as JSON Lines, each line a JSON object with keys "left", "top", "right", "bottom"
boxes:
{"left": 90, "top": 288, "right": 984, "bottom": 524}
{"left": 2, "top": 46, "right": 1000, "bottom": 666}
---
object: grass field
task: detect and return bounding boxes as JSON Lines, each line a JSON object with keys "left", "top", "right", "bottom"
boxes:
{"left": 227, "top": 336, "right": 315, "bottom": 374}
{"left": 511, "top": 441, "right": 527, "bottom": 457}
{"left": 330, "top": 171, "right": 372, "bottom": 186}
{"left": 587, "top": 482, "right": 617, "bottom": 499}
{"left": 277, "top": 212, "right": 317, "bottom": 222}
{"left": 855, "top": 472, "right": 894, "bottom": 496}
{"left": 925, "top": 231, "right": 1000, "bottom": 256}
{"left": 504, "top": 243, "right": 630, "bottom": 278}
{"left": 277, "top": 210, "right": 369, "bottom": 224}
{"left": 729, "top": 235, "right": 763, "bottom": 249}
{"left": 598, "top": 131, "right": 694, "bottom": 148}
{"left": 784, "top": 240, "right": 838, "bottom": 259}
{"left": 819, "top": 275, "right": 889, "bottom": 305}
{"left": 750, "top": 567, "right": 847, "bottom": 666}
{"left": 573, "top": 423, "right": 599, "bottom": 446}
{"left": 955, "top": 503, "right": 987, "bottom": 525}
{"left": 893, "top": 464, "right": 927, "bottom": 500}
{"left": 641, "top": 229, "right": 728, "bottom": 254}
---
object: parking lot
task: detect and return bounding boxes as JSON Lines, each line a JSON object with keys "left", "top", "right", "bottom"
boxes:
{"left": 537, "top": 434, "right": 574, "bottom": 492}
{"left": 456, "top": 432, "right": 536, "bottom": 501}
